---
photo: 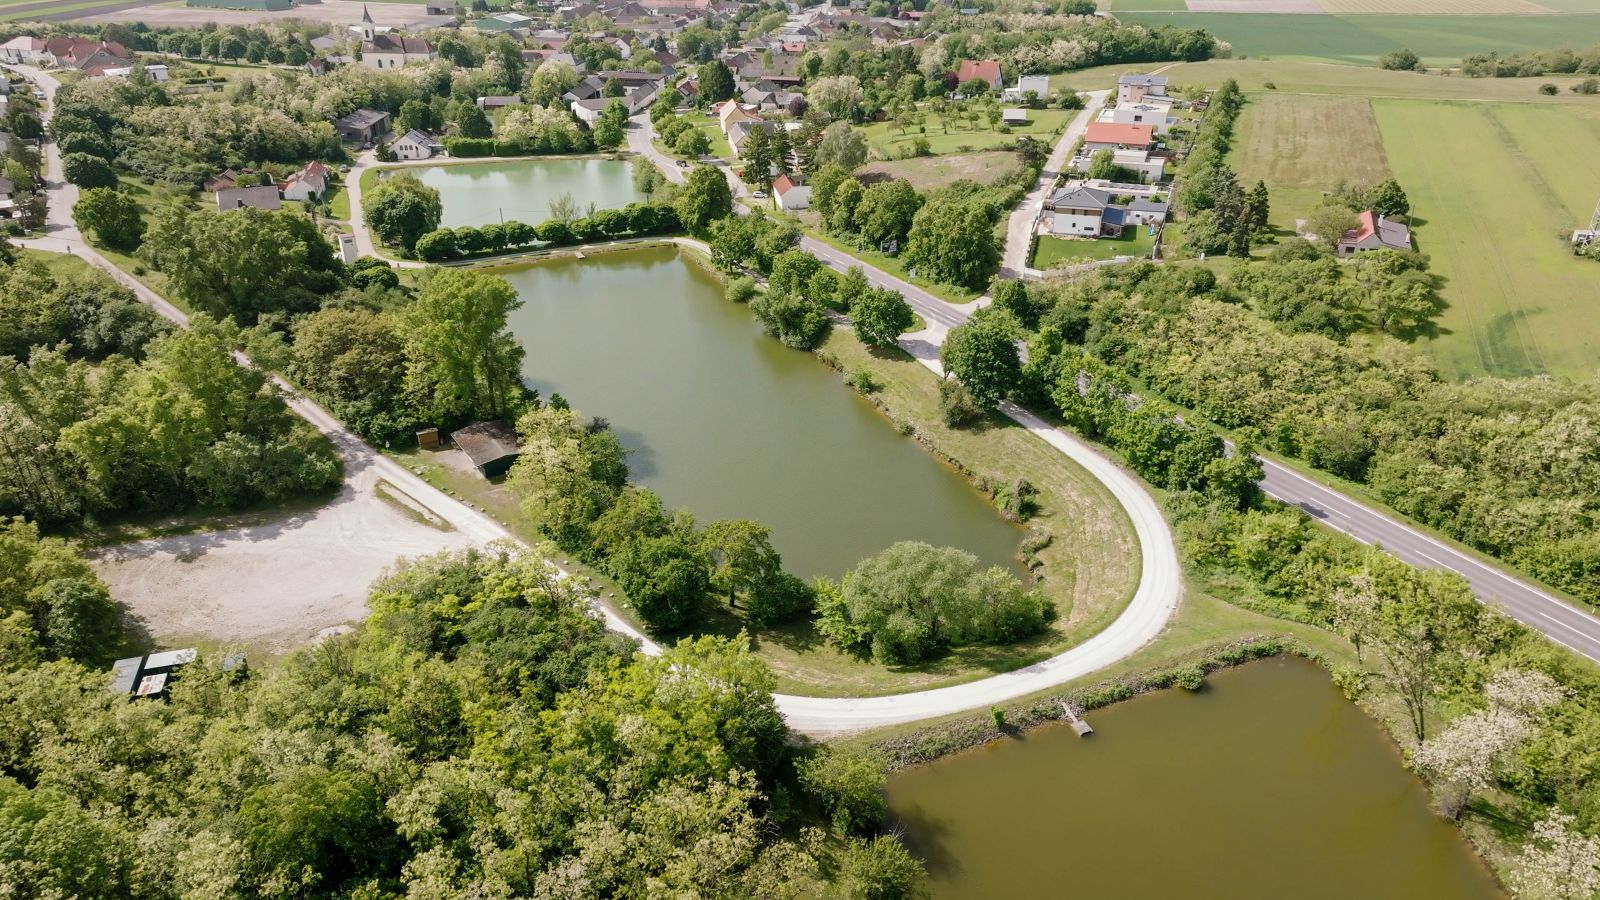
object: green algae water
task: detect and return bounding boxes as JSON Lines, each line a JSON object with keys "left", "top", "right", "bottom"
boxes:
{"left": 496, "top": 246, "right": 1025, "bottom": 578}
{"left": 886, "top": 656, "right": 1504, "bottom": 900}
{"left": 396, "top": 158, "right": 644, "bottom": 229}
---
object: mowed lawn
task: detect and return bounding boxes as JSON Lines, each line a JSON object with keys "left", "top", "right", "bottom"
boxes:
{"left": 1116, "top": 11, "right": 1600, "bottom": 64}
{"left": 1229, "top": 92, "right": 1390, "bottom": 228}
{"left": 858, "top": 108, "right": 1071, "bottom": 158}
{"left": 1374, "top": 99, "right": 1600, "bottom": 381}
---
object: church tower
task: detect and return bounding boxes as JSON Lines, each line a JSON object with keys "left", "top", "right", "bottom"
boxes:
{"left": 360, "top": 5, "right": 376, "bottom": 42}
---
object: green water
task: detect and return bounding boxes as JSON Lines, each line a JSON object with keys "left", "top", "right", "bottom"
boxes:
{"left": 886, "top": 656, "right": 1504, "bottom": 899}
{"left": 496, "top": 246, "right": 1025, "bottom": 578}
{"left": 395, "top": 158, "right": 645, "bottom": 229}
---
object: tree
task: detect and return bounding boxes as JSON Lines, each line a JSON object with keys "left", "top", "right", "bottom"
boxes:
{"left": 828, "top": 178, "right": 866, "bottom": 236}
{"left": 851, "top": 286, "right": 915, "bottom": 349}
{"left": 591, "top": 100, "right": 627, "bottom": 150}
{"left": 1087, "top": 148, "right": 1119, "bottom": 181}
{"left": 797, "top": 747, "right": 888, "bottom": 835}
{"left": 1364, "top": 555, "right": 1483, "bottom": 744}
{"left": 456, "top": 104, "right": 493, "bottom": 139}
{"left": 1365, "top": 178, "right": 1410, "bottom": 218}
{"left": 610, "top": 531, "right": 712, "bottom": 631}
{"left": 812, "top": 121, "right": 867, "bottom": 172}
{"left": 992, "top": 279, "right": 1038, "bottom": 329}
{"left": 1244, "top": 180, "right": 1271, "bottom": 234}
{"left": 700, "top": 519, "right": 783, "bottom": 611}
{"left": 941, "top": 316, "right": 1020, "bottom": 409}
{"left": 674, "top": 165, "right": 733, "bottom": 236}
{"left": 854, "top": 179, "right": 921, "bottom": 251}
{"left": 139, "top": 205, "right": 344, "bottom": 322}
{"left": 398, "top": 268, "right": 525, "bottom": 423}
{"left": 809, "top": 164, "right": 852, "bottom": 220}
{"left": 395, "top": 99, "right": 441, "bottom": 134}
{"left": 698, "top": 60, "right": 736, "bottom": 104}
{"left": 1507, "top": 812, "right": 1600, "bottom": 900}
{"left": 73, "top": 188, "right": 144, "bottom": 250}
{"left": 364, "top": 174, "right": 443, "bottom": 252}
{"left": 808, "top": 75, "right": 865, "bottom": 121}
{"left": 674, "top": 125, "right": 711, "bottom": 157}
{"left": 904, "top": 198, "right": 1001, "bottom": 292}
{"left": 1305, "top": 201, "right": 1358, "bottom": 253}
{"left": 835, "top": 836, "right": 926, "bottom": 900}
{"left": 1378, "top": 48, "right": 1421, "bottom": 71}
{"left": 61, "top": 152, "right": 116, "bottom": 189}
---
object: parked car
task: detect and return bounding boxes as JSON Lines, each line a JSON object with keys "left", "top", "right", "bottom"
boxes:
{"left": 752, "top": 190, "right": 767, "bottom": 199}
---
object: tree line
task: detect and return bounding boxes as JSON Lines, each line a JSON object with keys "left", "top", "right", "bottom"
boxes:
{"left": 0, "top": 546, "right": 926, "bottom": 897}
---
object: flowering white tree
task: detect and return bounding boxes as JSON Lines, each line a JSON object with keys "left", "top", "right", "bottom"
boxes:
{"left": 1508, "top": 812, "right": 1600, "bottom": 900}
{"left": 1413, "top": 668, "right": 1566, "bottom": 819}
{"left": 1485, "top": 668, "right": 1565, "bottom": 715}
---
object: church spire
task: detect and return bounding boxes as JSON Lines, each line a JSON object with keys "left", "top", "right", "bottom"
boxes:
{"left": 361, "top": 3, "right": 373, "bottom": 22}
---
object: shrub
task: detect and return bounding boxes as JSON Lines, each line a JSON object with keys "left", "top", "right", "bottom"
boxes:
{"left": 843, "top": 368, "right": 882, "bottom": 394}
{"left": 1539, "top": 82, "right": 1560, "bottom": 95}
{"left": 725, "top": 275, "right": 758, "bottom": 302}
{"left": 938, "top": 379, "right": 984, "bottom": 428}
{"left": 1173, "top": 666, "right": 1206, "bottom": 691}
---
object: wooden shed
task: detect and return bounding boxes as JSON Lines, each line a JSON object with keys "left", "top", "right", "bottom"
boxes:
{"left": 451, "top": 420, "right": 521, "bottom": 479}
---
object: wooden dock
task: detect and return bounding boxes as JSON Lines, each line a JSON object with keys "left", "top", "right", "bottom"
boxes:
{"left": 1059, "top": 700, "right": 1094, "bottom": 736}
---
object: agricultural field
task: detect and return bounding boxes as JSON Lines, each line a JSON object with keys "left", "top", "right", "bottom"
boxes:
{"left": 856, "top": 151, "right": 1022, "bottom": 191}
{"left": 1115, "top": 11, "right": 1600, "bottom": 64}
{"left": 857, "top": 107, "right": 1071, "bottom": 158}
{"left": 1159, "top": 58, "right": 1600, "bottom": 102}
{"left": 1373, "top": 99, "right": 1600, "bottom": 381}
{"left": 1229, "top": 92, "right": 1390, "bottom": 229}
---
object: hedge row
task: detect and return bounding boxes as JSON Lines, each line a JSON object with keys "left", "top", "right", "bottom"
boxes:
{"left": 414, "top": 202, "right": 682, "bottom": 261}
{"left": 440, "top": 136, "right": 592, "bottom": 157}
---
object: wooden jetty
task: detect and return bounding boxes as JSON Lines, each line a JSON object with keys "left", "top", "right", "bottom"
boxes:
{"left": 1059, "top": 700, "right": 1094, "bottom": 736}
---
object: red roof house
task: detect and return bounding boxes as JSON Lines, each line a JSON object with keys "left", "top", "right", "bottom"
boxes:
{"left": 1083, "top": 122, "right": 1155, "bottom": 149}
{"left": 956, "top": 59, "right": 1002, "bottom": 91}
{"left": 1337, "top": 210, "right": 1412, "bottom": 255}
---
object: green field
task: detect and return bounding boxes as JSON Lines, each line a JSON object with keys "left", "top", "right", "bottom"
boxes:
{"left": 1373, "top": 99, "right": 1600, "bottom": 380}
{"left": 1228, "top": 91, "right": 1392, "bottom": 230}
{"left": 1161, "top": 58, "right": 1600, "bottom": 102}
{"left": 1033, "top": 227, "right": 1157, "bottom": 267}
{"left": 857, "top": 107, "right": 1071, "bottom": 158}
{"left": 1117, "top": 11, "right": 1600, "bottom": 64}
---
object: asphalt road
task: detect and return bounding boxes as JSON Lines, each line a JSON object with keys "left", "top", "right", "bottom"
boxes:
{"left": 1259, "top": 460, "right": 1600, "bottom": 662}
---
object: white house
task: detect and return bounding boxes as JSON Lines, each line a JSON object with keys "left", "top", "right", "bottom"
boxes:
{"left": 772, "top": 175, "right": 810, "bottom": 211}
{"left": 1110, "top": 148, "right": 1165, "bottom": 183}
{"left": 1097, "top": 101, "right": 1175, "bottom": 135}
{"left": 101, "top": 63, "right": 168, "bottom": 82}
{"left": 1044, "top": 184, "right": 1168, "bottom": 238}
{"left": 1002, "top": 75, "right": 1050, "bottom": 103}
{"left": 391, "top": 129, "right": 441, "bottom": 160}
{"left": 0, "top": 37, "right": 49, "bottom": 65}
{"left": 279, "top": 161, "right": 330, "bottom": 201}
{"left": 569, "top": 97, "right": 612, "bottom": 126}
{"left": 1116, "top": 74, "right": 1168, "bottom": 104}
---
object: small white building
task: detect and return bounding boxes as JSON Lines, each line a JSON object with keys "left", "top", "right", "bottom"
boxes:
{"left": 1001, "top": 108, "right": 1030, "bottom": 126}
{"left": 1097, "top": 99, "right": 1176, "bottom": 136}
{"left": 773, "top": 174, "right": 810, "bottom": 211}
{"left": 391, "top": 129, "right": 440, "bottom": 160}
{"left": 569, "top": 97, "right": 611, "bottom": 126}
{"left": 1110, "top": 148, "right": 1165, "bottom": 183}
{"left": 1002, "top": 75, "right": 1050, "bottom": 103}
{"left": 279, "top": 161, "right": 330, "bottom": 202}
{"left": 101, "top": 63, "right": 169, "bottom": 82}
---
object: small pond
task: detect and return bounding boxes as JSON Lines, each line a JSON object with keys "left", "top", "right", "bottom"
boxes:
{"left": 497, "top": 246, "right": 1026, "bottom": 578}
{"left": 393, "top": 158, "right": 645, "bottom": 229}
{"left": 885, "top": 656, "right": 1504, "bottom": 900}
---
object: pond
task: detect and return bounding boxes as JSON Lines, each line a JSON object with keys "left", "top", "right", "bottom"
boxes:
{"left": 496, "top": 246, "right": 1026, "bottom": 578}
{"left": 394, "top": 158, "right": 644, "bottom": 229}
{"left": 886, "top": 656, "right": 1504, "bottom": 900}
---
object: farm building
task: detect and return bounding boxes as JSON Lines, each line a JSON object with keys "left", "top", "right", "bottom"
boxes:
{"left": 452, "top": 421, "right": 521, "bottom": 479}
{"left": 334, "top": 108, "right": 391, "bottom": 144}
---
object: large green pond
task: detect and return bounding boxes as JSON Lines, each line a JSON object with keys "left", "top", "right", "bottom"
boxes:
{"left": 397, "top": 158, "right": 644, "bottom": 229}
{"left": 496, "top": 246, "right": 1025, "bottom": 578}
{"left": 886, "top": 656, "right": 1503, "bottom": 899}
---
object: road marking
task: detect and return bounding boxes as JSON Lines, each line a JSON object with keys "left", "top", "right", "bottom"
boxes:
{"left": 1538, "top": 610, "right": 1599, "bottom": 642}
{"left": 1413, "top": 550, "right": 1447, "bottom": 568}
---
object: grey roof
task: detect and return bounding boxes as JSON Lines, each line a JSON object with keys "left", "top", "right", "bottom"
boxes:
{"left": 214, "top": 184, "right": 282, "bottom": 211}
{"left": 335, "top": 108, "right": 390, "bottom": 129}
{"left": 1048, "top": 186, "right": 1111, "bottom": 209}
{"left": 0, "top": 177, "right": 13, "bottom": 194}
{"left": 452, "top": 421, "right": 520, "bottom": 468}
{"left": 397, "top": 128, "right": 438, "bottom": 145}
{"left": 1128, "top": 199, "right": 1169, "bottom": 213}
{"left": 1118, "top": 74, "right": 1168, "bottom": 86}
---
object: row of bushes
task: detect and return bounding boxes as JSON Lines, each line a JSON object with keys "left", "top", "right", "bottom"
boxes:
{"left": 414, "top": 202, "right": 681, "bottom": 261}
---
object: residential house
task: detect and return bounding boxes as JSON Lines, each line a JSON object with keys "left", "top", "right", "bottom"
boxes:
{"left": 715, "top": 99, "right": 759, "bottom": 135}
{"left": 215, "top": 184, "right": 283, "bottom": 212}
{"left": 1097, "top": 99, "right": 1175, "bottom": 135}
{"left": 101, "top": 64, "right": 169, "bottom": 82}
{"left": 357, "top": 7, "right": 436, "bottom": 70}
{"left": 279, "top": 161, "right": 330, "bottom": 201}
{"left": 1116, "top": 73, "right": 1168, "bottom": 104}
{"left": 0, "top": 36, "right": 49, "bottom": 65}
{"left": 72, "top": 49, "right": 134, "bottom": 77}
{"left": 772, "top": 174, "right": 810, "bottom": 211}
{"left": 203, "top": 168, "right": 254, "bottom": 192}
{"left": 955, "top": 59, "right": 1002, "bottom": 92}
{"left": 1081, "top": 122, "right": 1155, "bottom": 152}
{"left": 334, "top": 108, "right": 392, "bottom": 144}
{"left": 1337, "top": 210, "right": 1412, "bottom": 255}
{"left": 570, "top": 96, "right": 613, "bottom": 126}
{"left": 1003, "top": 74, "right": 1050, "bottom": 103}
{"left": 43, "top": 38, "right": 129, "bottom": 68}
{"left": 305, "top": 58, "right": 333, "bottom": 76}
{"left": 726, "top": 118, "right": 774, "bottom": 156}
{"left": 392, "top": 129, "right": 441, "bottom": 160}
{"left": 1044, "top": 184, "right": 1166, "bottom": 238}
{"left": 653, "top": 50, "right": 680, "bottom": 76}
{"left": 1108, "top": 148, "right": 1165, "bottom": 183}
